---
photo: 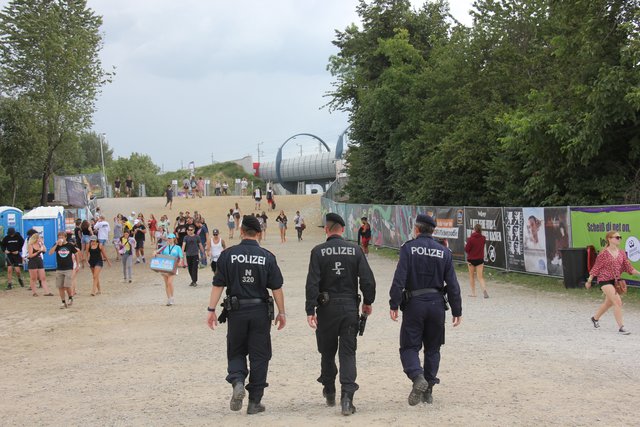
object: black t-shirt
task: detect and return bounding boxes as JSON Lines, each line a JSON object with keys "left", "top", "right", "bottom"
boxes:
{"left": 114, "top": 179, "right": 121, "bottom": 188}
{"left": 175, "top": 224, "right": 188, "bottom": 246}
{"left": 55, "top": 243, "right": 78, "bottom": 271}
{"left": 1, "top": 233, "right": 24, "bottom": 252}
{"left": 133, "top": 223, "right": 146, "bottom": 241}
{"left": 125, "top": 179, "right": 133, "bottom": 188}
{"left": 213, "top": 239, "right": 283, "bottom": 299}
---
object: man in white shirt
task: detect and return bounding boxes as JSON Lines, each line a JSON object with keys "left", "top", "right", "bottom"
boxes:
{"left": 95, "top": 215, "right": 111, "bottom": 245}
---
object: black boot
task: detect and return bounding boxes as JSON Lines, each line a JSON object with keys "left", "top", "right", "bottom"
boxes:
{"left": 340, "top": 393, "right": 356, "bottom": 416}
{"left": 229, "top": 382, "right": 245, "bottom": 411}
{"left": 247, "top": 400, "right": 265, "bottom": 415}
{"left": 422, "top": 384, "right": 434, "bottom": 404}
{"left": 323, "top": 386, "right": 336, "bottom": 407}
{"left": 6, "top": 283, "right": 12, "bottom": 290}
{"left": 18, "top": 277, "right": 24, "bottom": 287}
{"left": 408, "top": 375, "right": 429, "bottom": 406}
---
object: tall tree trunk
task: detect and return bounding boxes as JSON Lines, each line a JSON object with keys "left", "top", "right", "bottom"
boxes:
{"left": 40, "top": 148, "right": 54, "bottom": 206}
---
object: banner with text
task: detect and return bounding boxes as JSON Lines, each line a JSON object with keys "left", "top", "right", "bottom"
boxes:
{"left": 570, "top": 206, "right": 640, "bottom": 281}
{"left": 464, "top": 207, "right": 506, "bottom": 269}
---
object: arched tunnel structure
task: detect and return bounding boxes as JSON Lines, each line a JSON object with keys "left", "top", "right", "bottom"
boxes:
{"left": 257, "top": 130, "right": 347, "bottom": 194}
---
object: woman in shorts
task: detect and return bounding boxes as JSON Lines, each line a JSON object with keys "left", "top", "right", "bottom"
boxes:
{"left": 465, "top": 223, "right": 489, "bottom": 298}
{"left": 80, "top": 220, "right": 94, "bottom": 268}
{"left": 227, "top": 209, "right": 236, "bottom": 239}
{"left": 260, "top": 211, "right": 268, "bottom": 240}
{"left": 156, "top": 233, "right": 183, "bottom": 306}
{"left": 586, "top": 231, "right": 640, "bottom": 334}
{"left": 87, "top": 235, "right": 111, "bottom": 296}
{"left": 26, "top": 233, "right": 53, "bottom": 296}
{"left": 275, "top": 210, "right": 288, "bottom": 243}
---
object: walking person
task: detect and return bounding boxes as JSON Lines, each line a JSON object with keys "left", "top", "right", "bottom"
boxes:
{"left": 206, "top": 215, "right": 286, "bottom": 415}
{"left": 208, "top": 228, "right": 226, "bottom": 273}
{"left": 133, "top": 215, "right": 147, "bottom": 263}
{"left": 114, "top": 177, "right": 121, "bottom": 197}
{"left": 80, "top": 220, "right": 94, "bottom": 268}
{"left": 305, "top": 213, "right": 376, "bottom": 416}
{"left": 260, "top": 211, "right": 268, "bottom": 240}
{"left": 357, "top": 217, "right": 372, "bottom": 257}
{"left": 148, "top": 214, "right": 158, "bottom": 246}
{"left": 125, "top": 175, "right": 133, "bottom": 197}
{"left": 113, "top": 215, "right": 123, "bottom": 261}
{"left": 233, "top": 203, "right": 241, "bottom": 229}
{"left": 156, "top": 233, "right": 183, "bottom": 306}
{"left": 164, "top": 185, "right": 173, "bottom": 209}
{"left": 227, "top": 209, "right": 236, "bottom": 240}
{"left": 389, "top": 214, "right": 462, "bottom": 405}
{"left": 49, "top": 231, "right": 80, "bottom": 308}
{"left": 182, "top": 225, "right": 204, "bottom": 287}
{"left": 26, "top": 233, "right": 54, "bottom": 296}
{"left": 118, "top": 229, "right": 136, "bottom": 283}
{"left": 94, "top": 215, "right": 110, "bottom": 246}
{"left": 465, "top": 223, "right": 489, "bottom": 298}
{"left": 586, "top": 231, "right": 640, "bottom": 334}
{"left": 254, "top": 187, "right": 262, "bottom": 210}
{"left": 294, "top": 210, "right": 305, "bottom": 242}
{"left": 276, "top": 210, "right": 288, "bottom": 243}
{"left": 195, "top": 218, "right": 209, "bottom": 268}
{"left": 1, "top": 227, "right": 25, "bottom": 289}
{"left": 86, "top": 236, "right": 111, "bottom": 296}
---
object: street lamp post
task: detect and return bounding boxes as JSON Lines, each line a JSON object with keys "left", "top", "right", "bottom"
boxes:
{"left": 99, "top": 133, "right": 108, "bottom": 197}
{"left": 296, "top": 143, "right": 303, "bottom": 157}
{"left": 257, "top": 141, "right": 264, "bottom": 163}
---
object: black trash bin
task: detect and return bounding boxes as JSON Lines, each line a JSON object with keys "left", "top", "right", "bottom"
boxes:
{"left": 560, "top": 248, "right": 588, "bottom": 288}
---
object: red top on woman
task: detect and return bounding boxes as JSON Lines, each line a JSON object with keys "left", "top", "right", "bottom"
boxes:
{"left": 465, "top": 231, "right": 486, "bottom": 261}
{"left": 589, "top": 249, "right": 634, "bottom": 282}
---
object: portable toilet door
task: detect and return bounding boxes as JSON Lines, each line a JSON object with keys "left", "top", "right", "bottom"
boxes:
{"left": 0, "top": 206, "right": 24, "bottom": 238}
{"left": 22, "top": 206, "right": 64, "bottom": 270}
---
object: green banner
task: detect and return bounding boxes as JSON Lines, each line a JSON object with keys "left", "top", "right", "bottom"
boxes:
{"left": 570, "top": 207, "right": 640, "bottom": 280}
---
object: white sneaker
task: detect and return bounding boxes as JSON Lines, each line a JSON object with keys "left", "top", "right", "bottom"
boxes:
{"left": 167, "top": 298, "right": 174, "bottom": 306}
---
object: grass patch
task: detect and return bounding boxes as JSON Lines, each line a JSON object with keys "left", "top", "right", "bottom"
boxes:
{"left": 371, "top": 245, "right": 640, "bottom": 305}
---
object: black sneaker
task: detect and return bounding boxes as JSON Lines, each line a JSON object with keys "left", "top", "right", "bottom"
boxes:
{"left": 323, "top": 387, "right": 336, "bottom": 407}
{"left": 619, "top": 327, "right": 631, "bottom": 335}
{"left": 408, "top": 376, "right": 429, "bottom": 406}
{"left": 6, "top": 283, "right": 12, "bottom": 290}
{"left": 18, "top": 277, "right": 24, "bottom": 287}
{"left": 230, "top": 382, "right": 245, "bottom": 411}
{"left": 591, "top": 317, "right": 600, "bottom": 328}
{"left": 247, "top": 400, "right": 265, "bottom": 415}
{"left": 340, "top": 395, "right": 356, "bottom": 416}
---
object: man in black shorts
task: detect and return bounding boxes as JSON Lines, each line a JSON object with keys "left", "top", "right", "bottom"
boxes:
{"left": 1, "top": 227, "right": 25, "bottom": 289}
{"left": 114, "top": 177, "right": 121, "bottom": 197}
{"left": 125, "top": 175, "right": 133, "bottom": 197}
{"left": 49, "top": 231, "right": 79, "bottom": 309}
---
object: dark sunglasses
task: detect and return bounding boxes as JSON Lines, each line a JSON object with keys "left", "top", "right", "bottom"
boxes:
{"left": 612, "top": 236, "right": 622, "bottom": 240}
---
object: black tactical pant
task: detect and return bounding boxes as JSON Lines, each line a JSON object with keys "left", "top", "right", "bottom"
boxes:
{"left": 226, "top": 304, "right": 272, "bottom": 402}
{"left": 316, "top": 301, "right": 359, "bottom": 397}
{"left": 186, "top": 255, "right": 199, "bottom": 283}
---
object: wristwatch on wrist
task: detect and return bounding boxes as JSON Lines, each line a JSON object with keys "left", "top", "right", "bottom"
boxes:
{"left": 207, "top": 307, "right": 216, "bottom": 312}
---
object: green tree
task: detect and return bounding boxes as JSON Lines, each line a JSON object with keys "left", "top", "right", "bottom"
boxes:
{"left": 108, "top": 153, "right": 163, "bottom": 197}
{"left": 0, "top": 0, "right": 111, "bottom": 206}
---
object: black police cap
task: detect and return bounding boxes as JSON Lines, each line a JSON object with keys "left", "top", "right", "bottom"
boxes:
{"left": 325, "top": 213, "right": 345, "bottom": 227}
{"left": 242, "top": 215, "right": 262, "bottom": 233}
{"left": 416, "top": 214, "right": 437, "bottom": 228}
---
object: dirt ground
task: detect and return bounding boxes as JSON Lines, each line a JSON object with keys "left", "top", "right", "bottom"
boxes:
{"left": 1, "top": 194, "right": 639, "bottom": 426}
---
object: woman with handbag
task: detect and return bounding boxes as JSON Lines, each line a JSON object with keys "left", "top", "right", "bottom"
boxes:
{"left": 586, "top": 231, "right": 640, "bottom": 334}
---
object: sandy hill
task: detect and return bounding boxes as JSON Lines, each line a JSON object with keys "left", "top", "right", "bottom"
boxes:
{"left": 98, "top": 194, "right": 324, "bottom": 239}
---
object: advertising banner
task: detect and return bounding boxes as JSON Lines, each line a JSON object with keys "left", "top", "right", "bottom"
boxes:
{"left": 544, "top": 207, "right": 570, "bottom": 277}
{"left": 465, "top": 207, "right": 506, "bottom": 269}
{"left": 570, "top": 206, "right": 640, "bottom": 280}
{"left": 522, "top": 207, "right": 548, "bottom": 274}
{"left": 434, "top": 207, "right": 465, "bottom": 261}
{"left": 504, "top": 208, "right": 525, "bottom": 272}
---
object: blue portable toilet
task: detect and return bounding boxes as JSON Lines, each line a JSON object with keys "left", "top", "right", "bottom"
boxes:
{"left": 0, "top": 206, "right": 23, "bottom": 238}
{"left": 22, "top": 206, "right": 65, "bottom": 270}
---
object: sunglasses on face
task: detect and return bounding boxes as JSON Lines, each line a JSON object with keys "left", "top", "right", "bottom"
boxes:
{"left": 612, "top": 236, "right": 622, "bottom": 240}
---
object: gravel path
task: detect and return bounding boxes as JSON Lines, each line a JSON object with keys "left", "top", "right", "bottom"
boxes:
{"left": 1, "top": 195, "right": 638, "bottom": 426}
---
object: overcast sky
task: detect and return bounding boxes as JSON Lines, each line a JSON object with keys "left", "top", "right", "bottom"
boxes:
{"left": 4, "top": 0, "right": 475, "bottom": 171}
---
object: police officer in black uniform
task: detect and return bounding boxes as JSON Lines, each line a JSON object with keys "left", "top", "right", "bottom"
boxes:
{"left": 1, "top": 227, "right": 25, "bottom": 289}
{"left": 389, "top": 214, "right": 462, "bottom": 405}
{"left": 207, "top": 215, "right": 286, "bottom": 415}
{"left": 305, "top": 213, "right": 376, "bottom": 416}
